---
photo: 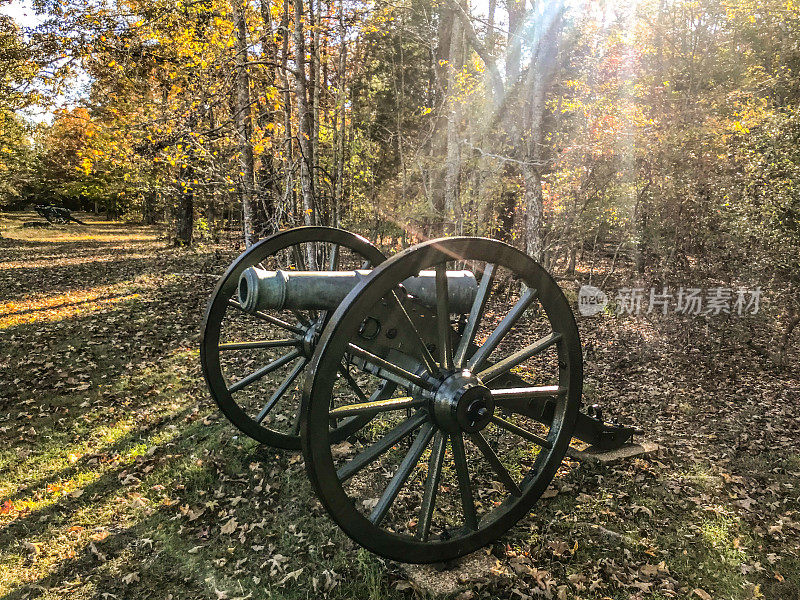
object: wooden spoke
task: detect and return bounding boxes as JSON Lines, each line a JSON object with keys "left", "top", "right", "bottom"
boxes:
{"left": 227, "top": 349, "right": 302, "bottom": 394}
{"left": 466, "top": 287, "right": 538, "bottom": 372}
{"left": 451, "top": 432, "right": 478, "bottom": 531}
{"left": 337, "top": 412, "right": 428, "bottom": 482}
{"left": 347, "top": 343, "right": 433, "bottom": 391}
{"left": 417, "top": 431, "right": 446, "bottom": 541}
{"left": 477, "top": 332, "right": 562, "bottom": 383}
{"left": 388, "top": 291, "right": 440, "bottom": 376}
{"left": 291, "top": 310, "right": 312, "bottom": 327}
{"left": 227, "top": 299, "right": 305, "bottom": 335}
{"left": 332, "top": 374, "right": 390, "bottom": 428}
{"left": 490, "top": 416, "right": 553, "bottom": 449}
{"left": 369, "top": 423, "right": 435, "bottom": 526}
{"left": 435, "top": 265, "right": 453, "bottom": 371}
{"left": 491, "top": 385, "right": 565, "bottom": 401}
{"left": 255, "top": 358, "right": 307, "bottom": 423}
{"left": 337, "top": 365, "right": 370, "bottom": 403}
{"left": 454, "top": 263, "right": 496, "bottom": 368}
{"left": 218, "top": 339, "right": 298, "bottom": 351}
{"left": 329, "top": 396, "right": 426, "bottom": 418}
{"left": 468, "top": 432, "right": 522, "bottom": 496}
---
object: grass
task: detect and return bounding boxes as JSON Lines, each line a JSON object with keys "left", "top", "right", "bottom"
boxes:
{"left": 1, "top": 211, "right": 799, "bottom": 599}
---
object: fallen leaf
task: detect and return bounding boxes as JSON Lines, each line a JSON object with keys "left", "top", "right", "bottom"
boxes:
{"left": 220, "top": 518, "right": 238, "bottom": 535}
{"left": 278, "top": 568, "right": 303, "bottom": 585}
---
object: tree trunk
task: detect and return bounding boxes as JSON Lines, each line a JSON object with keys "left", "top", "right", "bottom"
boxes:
{"left": 521, "top": 1, "right": 564, "bottom": 260}
{"left": 175, "top": 174, "right": 194, "bottom": 247}
{"left": 309, "top": 0, "right": 321, "bottom": 217}
{"left": 279, "top": 0, "right": 294, "bottom": 227}
{"left": 233, "top": 0, "right": 256, "bottom": 247}
{"left": 257, "top": 0, "right": 281, "bottom": 232}
{"left": 497, "top": 163, "right": 518, "bottom": 243}
{"left": 428, "top": 8, "right": 453, "bottom": 234}
{"left": 332, "top": 4, "right": 347, "bottom": 228}
{"left": 567, "top": 244, "right": 577, "bottom": 275}
{"left": 505, "top": 0, "right": 524, "bottom": 85}
{"left": 444, "top": 108, "right": 463, "bottom": 234}
{"left": 293, "top": 0, "right": 315, "bottom": 230}
{"left": 175, "top": 108, "right": 196, "bottom": 247}
{"left": 444, "top": 5, "right": 464, "bottom": 233}
{"left": 523, "top": 166, "right": 544, "bottom": 261}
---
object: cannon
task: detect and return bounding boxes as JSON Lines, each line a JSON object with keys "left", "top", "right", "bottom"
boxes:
{"left": 201, "top": 227, "right": 638, "bottom": 563}
{"left": 34, "top": 204, "right": 86, "bottom": 224}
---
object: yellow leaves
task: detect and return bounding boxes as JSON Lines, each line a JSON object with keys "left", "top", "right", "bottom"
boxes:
{"left": 81, "top": 157, "right": 93, "bottom": 175}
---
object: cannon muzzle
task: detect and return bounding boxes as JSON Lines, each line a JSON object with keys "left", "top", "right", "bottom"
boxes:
{"left": 238, "top": 268, "right": 478, "bottom": 313}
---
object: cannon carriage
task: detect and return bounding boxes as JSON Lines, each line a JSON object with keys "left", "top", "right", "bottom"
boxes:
{"left": 200, "top": 227, "right": 637, "bottom": 563}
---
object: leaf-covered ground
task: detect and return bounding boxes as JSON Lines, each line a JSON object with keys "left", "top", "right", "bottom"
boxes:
{"left": 1, "top": 212, "right": 798, "bottom": 600}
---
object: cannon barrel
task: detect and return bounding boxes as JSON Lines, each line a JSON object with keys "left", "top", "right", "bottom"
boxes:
{"left": 238, "top": 268, "right": 478, "bottom": 313}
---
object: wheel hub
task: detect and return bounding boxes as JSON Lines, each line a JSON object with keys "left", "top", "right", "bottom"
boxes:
{"left": 432, "top": 370, "right": 494, "bottom": 433}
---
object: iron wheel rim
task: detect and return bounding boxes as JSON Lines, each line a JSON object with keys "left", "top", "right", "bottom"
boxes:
{"left": 201, "top": 226, "right": 387, "bottom": 449}
{"left": 301, "top": 237, "right": 582, "bottom": 562}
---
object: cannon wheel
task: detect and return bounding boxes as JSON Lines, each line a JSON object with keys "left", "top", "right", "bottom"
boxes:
{"left": 201, "top": 227, "right": 387, "bottom": 449}
{"left": 301, "top": 238, "right": 582, "bottom": 563}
